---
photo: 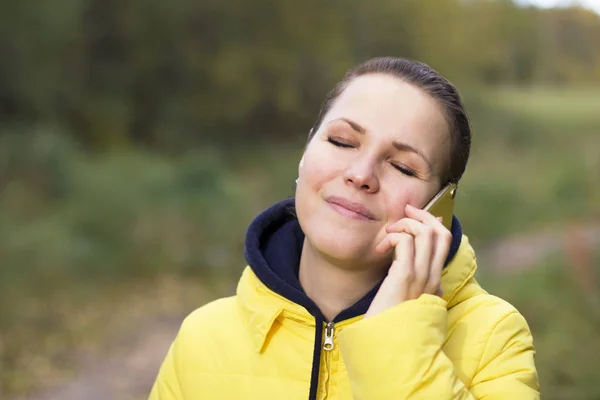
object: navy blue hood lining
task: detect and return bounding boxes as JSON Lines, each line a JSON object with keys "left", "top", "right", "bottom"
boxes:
{"left": 244, "top": 197, "right": 463, "bottom": 322}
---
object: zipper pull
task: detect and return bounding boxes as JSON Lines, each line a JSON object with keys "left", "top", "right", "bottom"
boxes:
{"left": 323, "top": 322, "right": 335, "bottom": 351}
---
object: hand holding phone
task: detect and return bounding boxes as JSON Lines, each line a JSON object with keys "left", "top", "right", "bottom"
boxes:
{"left": 366, "top": 184, "right": 457, "bottom": 318}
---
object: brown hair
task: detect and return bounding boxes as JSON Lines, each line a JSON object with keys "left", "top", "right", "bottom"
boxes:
{"left": 309, "top": 57, "right": 471, "bottom": 185}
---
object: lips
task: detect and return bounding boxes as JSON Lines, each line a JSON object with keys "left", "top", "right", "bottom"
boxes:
{"left": 325, "top": 196, "right": 377, "bottom": 220}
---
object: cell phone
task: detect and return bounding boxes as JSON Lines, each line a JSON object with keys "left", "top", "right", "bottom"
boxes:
{"left": 423, "top": 183, "right": 457, "bottom": 231}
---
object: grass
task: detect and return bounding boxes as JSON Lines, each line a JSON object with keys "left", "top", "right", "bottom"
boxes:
{"left": 489, "top": 86, "right": 600, "bottom": 130}
{"left": 1, "top": 86, "right": 599, "bottom": 397}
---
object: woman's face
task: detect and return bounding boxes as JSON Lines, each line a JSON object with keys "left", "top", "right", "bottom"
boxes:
{"left": 295, "top": 73, "right": 451, "bottom": 267}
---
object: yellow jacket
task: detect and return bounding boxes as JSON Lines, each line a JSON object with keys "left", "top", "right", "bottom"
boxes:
{"left": 150, "top": 199, "right": 539, "bottom": 399}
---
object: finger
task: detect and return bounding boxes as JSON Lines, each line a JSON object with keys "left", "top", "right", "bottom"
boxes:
{"left": 424, "top": 227, "right": 452, "bottom": 295}
{"left": 387, "top": 233, "right": 415, "bottom": 291}
{"left": 375, "top": 231, "right": 411, "bottom": 254}
{"left": 404, "top": 203, "right": 452, "bottom": 294}
{"left": 409, "top": 223, "right": 435, "bottom": 299}
{"left": 377, "top": 217, "right": 429, "bottom": 253}
{"left": 385, "top": 218, "right": 427, "bottom": 235}
{"left": 382, "top": 218, "right": 436, "bottom": 298}
{"left": 405, "top": 203, "right": 449, "bottom": 231}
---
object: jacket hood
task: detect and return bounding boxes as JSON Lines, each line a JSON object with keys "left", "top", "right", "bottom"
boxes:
{"left": 243, "top": 197, "right": 465, "bottom": 322}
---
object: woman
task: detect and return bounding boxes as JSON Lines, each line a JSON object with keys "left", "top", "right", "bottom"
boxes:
{"left": 149, "top": 57, "right": 539, "bottom": 399}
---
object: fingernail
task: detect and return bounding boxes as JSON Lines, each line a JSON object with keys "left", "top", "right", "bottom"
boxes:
{"left": 406, "top": 204, "right": 415, "bottom": 209}
{"left": 436, "top": 216, "right": 443, "bottom": 222}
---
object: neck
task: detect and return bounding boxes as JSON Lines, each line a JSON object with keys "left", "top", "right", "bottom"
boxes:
{"left": 298, "top": 238, "right": 386, "bottom": 321}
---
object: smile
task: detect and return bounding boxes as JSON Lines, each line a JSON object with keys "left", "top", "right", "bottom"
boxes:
{"left": 325, "top": 196, "right": 377, "bottom": 221}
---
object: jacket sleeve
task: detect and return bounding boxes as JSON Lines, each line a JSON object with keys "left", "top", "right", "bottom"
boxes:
{"left": 148, "top": 335, "right": 185, "bottom": 399}
{"left": 337, "top": 294, "right": 539, "bottom": 399}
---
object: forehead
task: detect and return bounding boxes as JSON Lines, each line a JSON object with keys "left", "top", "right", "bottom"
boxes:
{"left": 323, "top": 74, "right": 450, "bottom": 169}
{"left": 327, "top": 74, "right": 448, "bottom": 137}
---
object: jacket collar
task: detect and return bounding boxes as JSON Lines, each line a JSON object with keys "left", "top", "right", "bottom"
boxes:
{"left": 238, "top": 197, "right": 475, "bottom": 352}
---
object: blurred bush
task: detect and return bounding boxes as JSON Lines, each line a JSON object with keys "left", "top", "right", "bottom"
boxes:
{"left": 0, "top": 129, "right": 266, "bottom": 394}
{"left": 457, "top": 87, "right": 600, "bottom": 242}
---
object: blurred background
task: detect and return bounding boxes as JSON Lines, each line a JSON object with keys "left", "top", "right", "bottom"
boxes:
{"left": 0, "top": 0, "right": 599, "bottom": 399}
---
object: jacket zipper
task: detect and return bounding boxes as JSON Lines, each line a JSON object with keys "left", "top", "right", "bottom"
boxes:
{"left": 320, "top": 322, "right": 336, "bottom": 399}
{"left": 308, "top": 315, "right": 325, "bottom": 400}
{"left": 323, "top": 322, "right": 335, "bottom": 351}
{"left": 308, "top": 317, "right": 360, "bottom": 400}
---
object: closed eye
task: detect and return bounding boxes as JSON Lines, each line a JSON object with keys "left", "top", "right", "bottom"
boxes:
{"left": 392, "top": 163, "right": 416, "bottom": 177}
{"left": 327, "top": 136, "right": 354, "bottom": 148}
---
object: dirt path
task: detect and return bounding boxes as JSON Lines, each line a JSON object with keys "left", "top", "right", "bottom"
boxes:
{"left": 19, "top": 317, "right": 181, "bottom": 400}
{"left": 17, "top": 224, "right": 600, "bottom": 400}
{"left": 478, "top": 224, "right": 600, "bottom": 273}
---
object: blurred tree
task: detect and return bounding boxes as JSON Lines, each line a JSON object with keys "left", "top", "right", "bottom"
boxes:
{"left": 0, "top": 0, "right": 599, "bottom": 149}
{"left": 539, "top": 7, "right": 600, "bottom": 83}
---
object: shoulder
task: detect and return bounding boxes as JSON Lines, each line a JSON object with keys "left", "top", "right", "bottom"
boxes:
{"left": 449, "top": 287, "right": 533, "bottom": 350}
{"left": 176, "top": 296, "right": 243, "bottom": 344}
{"left": 474, "top": 293, "right": 532, "bottom": 341}
{"left": 450, "top": 277, "right": 530, "bottom": 329}
{"left": 184, "top": 296, "right": 238, "bottom": 322}
{"left": 446, "top": 289, "right": 534, "bottom": 379}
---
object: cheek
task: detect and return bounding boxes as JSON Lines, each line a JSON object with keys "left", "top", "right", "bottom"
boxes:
{"left": 299, "top": 145, "right": 344, "bottom": 189}
{"left": 384, "top": 186, "right": 428, "bottom": 221}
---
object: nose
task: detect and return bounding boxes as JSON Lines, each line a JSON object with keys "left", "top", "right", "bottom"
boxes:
{"left": 343, "top": 159, "right": 379, "bottom": 193}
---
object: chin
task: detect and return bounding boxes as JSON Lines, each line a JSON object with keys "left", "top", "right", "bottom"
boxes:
{"left": 298, "top": 197, "right": 382, "bottom": 262}
{"left": 304, "top": 224, "right": 382, "bottom": 265}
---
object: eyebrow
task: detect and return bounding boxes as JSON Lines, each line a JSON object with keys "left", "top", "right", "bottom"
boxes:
{"left": 331, "top": 117, "right": 433, "bottom": 170}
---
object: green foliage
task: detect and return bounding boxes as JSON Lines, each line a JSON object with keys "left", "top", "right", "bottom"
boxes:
{"left": 0, "top": 132, "right": 262, "bottom": 395}
{"left": 456, "top": 87, "right": 600, "bottom": 244}
{"left": 0, "top": 131, "right": 247, "bottom": 317}
{"left": 1, "top": 0, "right": 600, "bottom": 147}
